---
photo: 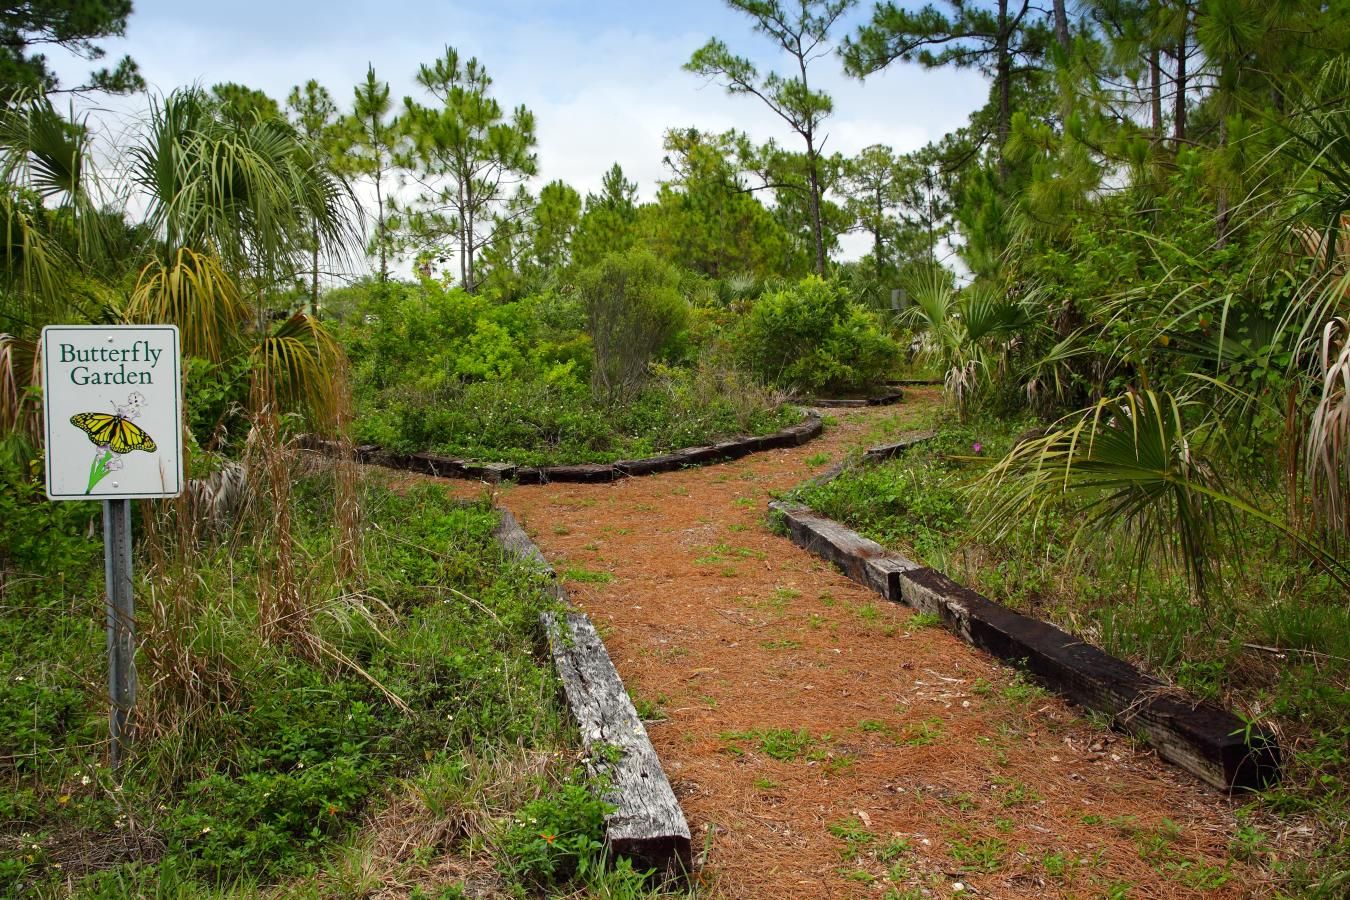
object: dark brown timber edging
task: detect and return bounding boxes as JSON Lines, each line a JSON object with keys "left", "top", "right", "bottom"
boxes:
{"left": 320, "top": 413, "right": 822, "bottom": 484}
{"left": 492, "top": 509, "right": 693, "bottom": 874}
{"left": 804, "top": 390, "right": 905, "bottom": 408}
{"left": 768, "top": 500, "right": 1281, "bottom": 792}
{"left": 798, "top": 430, "right": 936, "bottom": 493}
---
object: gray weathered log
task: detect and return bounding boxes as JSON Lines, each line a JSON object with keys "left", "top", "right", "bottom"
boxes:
{"left": 492, "top": 509, "right": 692, "bottom": 872}
{"left": 805, "top": 390, "right": 904, "bottom": 408}
{"left": 769, "top": 501, "right": 1281, "bottom": 792}
{"left": 537, "top": 463, "right": 617, "bottom": 484}
{"left": 543, "top": 610, "right": 693, "bottom": 874}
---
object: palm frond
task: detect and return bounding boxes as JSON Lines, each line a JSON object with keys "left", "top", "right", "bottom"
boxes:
{"left": 0, "top": 332, "right": 41, "bottom": 441}
{"left": 125, "top": 248, "right": 248, "bottom": 362}
{"left": 249, "top": 312, "right": 344, "bottom": 427}
{"left": 979, "top": 389, "right": 1350, "bottom": 592}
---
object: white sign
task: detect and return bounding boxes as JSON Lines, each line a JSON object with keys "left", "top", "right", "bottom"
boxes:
{"left": 42, "top": 325, "right": 184, "bottom": 500}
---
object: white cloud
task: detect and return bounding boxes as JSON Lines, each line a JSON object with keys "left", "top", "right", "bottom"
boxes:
{"left": 52, "top": 1, "right": 989, "bottom": 268}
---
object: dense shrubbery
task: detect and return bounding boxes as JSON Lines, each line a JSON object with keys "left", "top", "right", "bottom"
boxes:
{"left": 336, "top": 255, "right": 889, "bottom": 464}
{"left": 735, "top": 276, "right": 898, "bottom": 393}
{"left": 579, "top": 249, "right": 688, "bottom": 403}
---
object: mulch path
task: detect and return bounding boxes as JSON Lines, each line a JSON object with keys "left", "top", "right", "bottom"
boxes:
{"left": 424, "top": 390, "right": 1261, "bottom": 898}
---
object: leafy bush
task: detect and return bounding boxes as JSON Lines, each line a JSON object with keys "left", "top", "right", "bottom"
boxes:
{"left": 577, "top": 249, "right": 689, "bottom": 403}
{"left": 735, "top": 275, "right": 898, "bottom": 393}
{"left": 496, "top": 781, "right": 610, "bottom": 886}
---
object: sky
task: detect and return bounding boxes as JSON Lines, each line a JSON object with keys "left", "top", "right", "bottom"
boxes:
{"left": 51, "top": 0, "right": 991, "bottom": 265}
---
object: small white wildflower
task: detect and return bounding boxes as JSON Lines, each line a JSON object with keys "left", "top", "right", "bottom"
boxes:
{"left": 201, "top": 826, "right": 211, "bottom": 834}
{"left": 81, "top": 775, "right": 91, "bottom": 786}
{"left": 14, "top": 675, "right": 25, "bottom": 682}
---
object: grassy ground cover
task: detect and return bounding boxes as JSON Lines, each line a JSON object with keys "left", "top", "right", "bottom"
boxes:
{"left": 0, "top": 471, "right": 672, "bottom": 897}
{"left": 791, "top": 410, "right": 1350, "bottom": 895}
{"left": 355, "top": 367, "right": 803, "bottom": 466}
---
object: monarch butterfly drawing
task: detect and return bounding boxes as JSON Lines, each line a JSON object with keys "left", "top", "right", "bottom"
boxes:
{"left": 70, "top": 410, "right": 157, "bottom": 454}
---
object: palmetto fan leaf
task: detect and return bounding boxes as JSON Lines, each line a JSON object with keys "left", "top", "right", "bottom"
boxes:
{"left": 130, "top": 89, "right": 360, "bottom": 284}
{"left": 0, "top": 95, "right": 85, "bottom": 202}
{"left": 250, "top": 312, "right": 344, "bottom": 430}
{"left": 1274, "top": 87, "right": 1350, "bottom": 537}
{"left": 980, "top": 391, "right": 1235, "bottom": 595}
{"left": 980, "top": 389, "right": 1350, "bottom": 593}
{"left": 0, "top": 332, "right": 40, "bottom": 442}
{"left": 126, "top": 248, "right": 248, "bottom": 363}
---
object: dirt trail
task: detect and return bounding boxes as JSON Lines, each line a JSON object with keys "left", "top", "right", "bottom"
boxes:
{"left": 433, "top": 391, "right": 1257, "bottom": 898}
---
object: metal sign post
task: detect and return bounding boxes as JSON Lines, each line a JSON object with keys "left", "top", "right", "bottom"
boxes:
{"left": 41, "top": 325, "right": 183, "bottom": 769}
{"left": 103, "top": 498, "right": 136, "bottom": 768}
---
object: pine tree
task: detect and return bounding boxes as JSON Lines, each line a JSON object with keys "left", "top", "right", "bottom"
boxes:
{"left": 399, "top": 48, "right": 537, "bottom": 293}
{"left": 685, "top": 0, "right": 852, "bottom": 275}
{"left": 286, "top": 80, "right": 342, "bottom": 312}
{"left": 341, "top": 66, "right": 398, "bottom": 281}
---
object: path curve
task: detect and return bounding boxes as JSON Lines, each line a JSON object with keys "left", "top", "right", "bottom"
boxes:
{"left": 429, "top": 391, "right": 1257, "bottom": 898}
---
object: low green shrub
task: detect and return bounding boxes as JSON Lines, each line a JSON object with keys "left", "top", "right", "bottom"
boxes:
{"left": 496, "top": 780, "right": 610, "bottom": 886}
{"left": 356, "top": 361, "right": 798, "bottom": 465}
{"left": 735, "top": 275, "right": 898, "bottom": 393}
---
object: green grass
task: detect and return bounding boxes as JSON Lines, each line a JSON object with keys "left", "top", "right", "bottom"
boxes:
{"left": 899, "top": 717, "right": 945, "bottom": 746}
{"left": 720, "top": 727, "right": 820, "bottom": 761}
{"left": 560, "top": 567, "right": 614, "bottom": 584}
{"left": 907, "top": 612, "right": 941, "bottom": 629}
{"left": 947, "top": 837, "right": 1007, "bottom": 873}
{"left": 0, "top": 478, "right": 679, "bottom": 897}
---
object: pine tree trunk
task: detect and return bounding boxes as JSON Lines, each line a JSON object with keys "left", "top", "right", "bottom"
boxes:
{"left": 1173, "top": 15, "right": 1188, "bottom": 146}
{"left": 874, "top": 185, "right": 883, "bottom": 280}
{"left": 1053, "top": 0, "right": 1070, "bottom": 52}
{"left": 375, "top": 164, "right": 387, "bottom": 281}
{"left": 466, "top": 208, "right": 477, "bottom": 293}
{"left": 458, "top": 179, "right": 469, "bottom": 292}
{"left": 1150, "top": 46, "right": 1163, "bottom": 141}
{"left": 807, "top": 147, "right": 825, "bottom": 276}
{"left": 996, "top": 0, "right": 1012, "bottom": 182}
{"left": 1216, "top": 111, "right": 1230, "bottom": 248}
{"left": 311, "top": 223, "right": 320, "bottom": 317}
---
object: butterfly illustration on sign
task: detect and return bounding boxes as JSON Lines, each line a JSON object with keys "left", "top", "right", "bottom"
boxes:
{"left": 70, "top": 392, "right": 158, "bottom": 494}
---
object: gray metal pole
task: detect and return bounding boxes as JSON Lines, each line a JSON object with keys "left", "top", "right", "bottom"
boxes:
{"left": 103, "top": 498, "right": 136, "bottom": 769}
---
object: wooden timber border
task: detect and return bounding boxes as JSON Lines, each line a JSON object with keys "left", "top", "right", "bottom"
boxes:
{"left": 492, "top": 509, "right": 693, "bottom": 875}
{"left": 804, "top": 389, "right": 905, "bottom": 408}
{"left": 772, "top": 435, "right": 1282, "bottom": 794}
{"left": 314, "top": 412, "right": 823, "bottom": 485}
